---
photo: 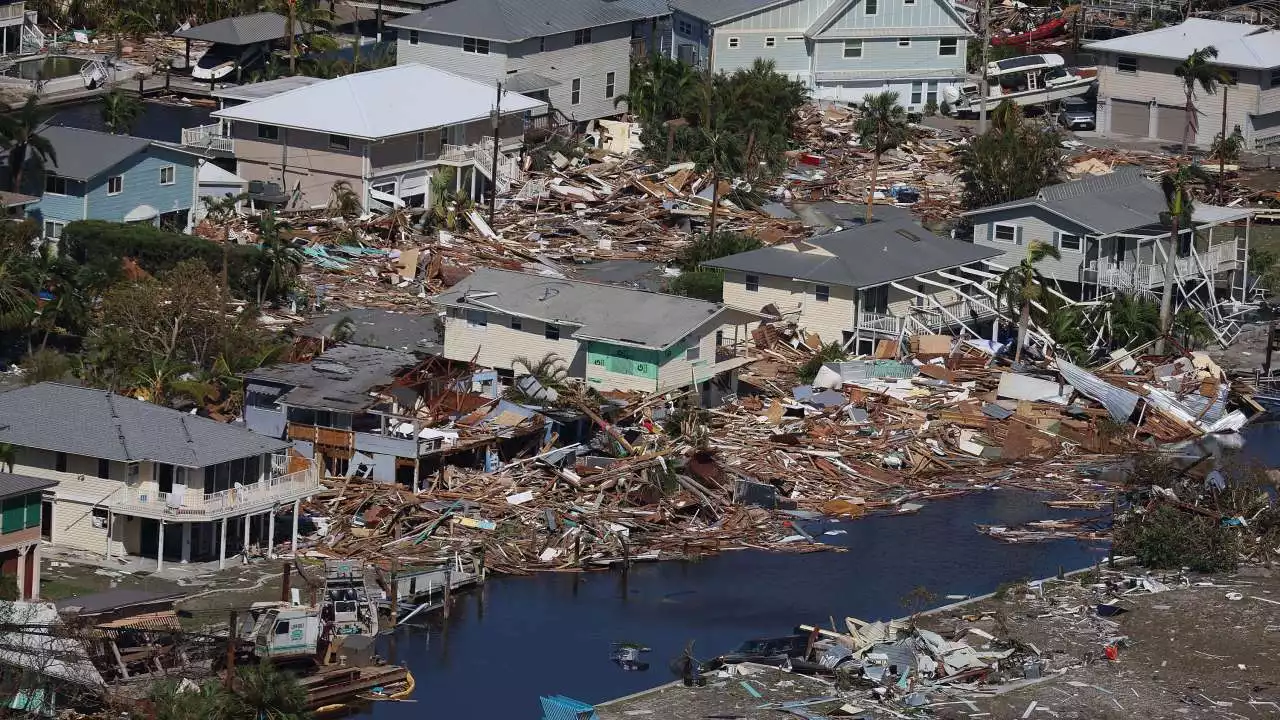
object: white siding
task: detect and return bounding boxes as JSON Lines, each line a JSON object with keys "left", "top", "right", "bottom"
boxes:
{"left": 442, "top": 311, "right": 584, "bottom": 373}
{"left": 657, "top": 326, "right": 720, "bottom": 390}
{"left": 970, "top": 206, "right": 1093, "bottom": 283}
{"left": 817, "top": 0, "right": 968, "bottom": 34}
{"left": 720, "top": 270, "right": 856, "bottom": 345}
{"left": 396, "top": 32, "right": 510, "bottom": 81}
{"left": 584, "top": 365, "right": 658, "bottom": 393}
{"left": 720, "top": 0, "right": 836, "bottom": 31}
{"left": 508, "top": 23, "right": 634, "bottom": 122}
{"left": 1096, "top": 52, "right": 1261, "bottom": 147}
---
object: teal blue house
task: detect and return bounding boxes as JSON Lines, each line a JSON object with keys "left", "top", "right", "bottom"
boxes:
{"left": 6, "top": 126, "right": 201, "bottom": 240}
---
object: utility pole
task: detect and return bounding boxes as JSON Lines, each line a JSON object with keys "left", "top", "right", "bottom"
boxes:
{"left": 224, "top": 610, "right": 238, "bottom": 689}
{"left": 1220, "top": 85, "right": 1229, "bottom": 201}
{"left": 288, "top": 0, "right": 297, "bottom": 74}
{"left": 488, "top": 80, "right": 503, "bottom": 226}
{"left": 978, "top": 0, "right": 991, "bottom": 133}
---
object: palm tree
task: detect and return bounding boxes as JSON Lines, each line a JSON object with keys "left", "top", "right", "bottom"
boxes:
{"left": 1037, "top": 295, "right": 1089, "bottom": 363}
{"left": 1155, "top": 163, "right": 1210, "bottom": 354}
{"left": 996, "top": 240, "right": 1061, "bottom": 361}
{"left": 331, "top": 315, "right": 356, "bottom": 343}
{"left": 100, "top": 90, "right": 143, "bottom": 134}
{"left": 856, "top": 92, "right": 910, "bottom": 224}
{"left": 327, "top": 180, "right": 361, "bottom": 219}
{"left": 0, "top": 241, "right": 34, "bottom": 334}
{"left": 510, "top": 353, "right": 569, "bottom": 403}
{"left": 253, "top": 213, "right": 304, "bottom": 306}
{"left": 223, "top": 663, "right": 309, "bottom": 720}
{"left": 1174, "top": 47, "right": 1228, "bottom": 153}
{"left": 201, "top": 191, "right": 248, "bottom": 302}
{"left": 1173, "top": 307, "right": 1213, "bottom": 350}
{"left": 1108, "top": 293, "right": 1160, "bottom": 348}
{"left": 0, "top": 95, "right": 56, "bottom": 193}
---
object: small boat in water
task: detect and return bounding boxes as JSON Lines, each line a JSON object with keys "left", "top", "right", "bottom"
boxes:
{"left": 944, "top": 53, "right": 1093, "bottom": 115}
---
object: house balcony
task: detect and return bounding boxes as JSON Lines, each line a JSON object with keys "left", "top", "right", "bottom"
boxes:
{"left": 1093, "top": 239, "right": 1239, "bottom": 291}
{"left": 181, "top": 122, "right": 234, "bottom": 154}
{"left": 439, "top": 141, "right": 522, "bottom": 193}
{"left": 859, "top": 297, "right": 1002, "bottom": 336}
{"left": 0, "top": 2, "right": 26, "bottom": 23}
{"left": 110, "top": 465, "right": 320, "bottom": 521}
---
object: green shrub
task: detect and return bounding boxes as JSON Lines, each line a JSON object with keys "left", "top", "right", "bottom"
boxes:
{"left": 1113, "top": 504, "right": 1240, "bottom": 573}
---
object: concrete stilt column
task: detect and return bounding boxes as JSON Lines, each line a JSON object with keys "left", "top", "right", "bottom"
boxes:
{"left": 157, "top": 520, "right": 165, "bottom": 573}
{"left": 218, "top": 519, "right": 227, "bottom": 570}
{"left": 242, "top": 514, "right": 250, "bottom": 563}
{"left": 267, "top": 507, "right": 276, "bottom": 559}
{"left": 15, "top": 546, "right": 28, "bottom": 600}
{"left": 30, "top": 544, "right": 40, "bottom": 600}
{"left": 291, "top": 498, "right": 301, "bottom": 556}
{"left": 181, "top": 522, "right": 192, "bottom": 564}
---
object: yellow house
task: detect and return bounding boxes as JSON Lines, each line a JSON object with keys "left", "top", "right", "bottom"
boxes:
{"left": 703, "top": 216, "right": 1001, "bottom": 355}
{"left": 433, "top": 268, "right": 760, "bottom": 404}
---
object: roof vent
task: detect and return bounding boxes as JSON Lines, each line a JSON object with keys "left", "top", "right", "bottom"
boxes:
{"left": 896, "top": 229, "right": 921, "bottom": 242}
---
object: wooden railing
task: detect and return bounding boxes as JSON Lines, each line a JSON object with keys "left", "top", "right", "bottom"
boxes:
{"left": 113, "top": 465, "right": 319, "bottom": 518}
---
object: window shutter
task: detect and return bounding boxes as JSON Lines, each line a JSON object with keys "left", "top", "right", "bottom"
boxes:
{"left": 1015, "top": 226, "right": 1024, "bottom": 246}
{"left": 1051, "top": 230, "right": 1060, "bottom": 249}
{"left": 25, "top": 493, "right": 40, "bottom": 529}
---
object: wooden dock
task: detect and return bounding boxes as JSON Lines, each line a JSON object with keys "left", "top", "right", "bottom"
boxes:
{"left": 303, "top": 663, "right": 409, "bottom": 711}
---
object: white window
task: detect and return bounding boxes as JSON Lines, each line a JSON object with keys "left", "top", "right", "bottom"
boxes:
{"left": 408, "top": 30, "right": 419, "bottom": 45}
{"left": 43, "top": 220, "right": 65, "bottom": 239}
{"left": 510, "top": 316, "right": 522, "bottom": 331}
{"left": 765, "top": 36, "right": 776, "bottom": 48}
{"left": 571, "top": 78, "right": 581, "bottom": 104}
{"left": 785, "top": 36, "right": 804, "bottom": 41}
{"left": 926, "top": 81, "right": 938, "bottom": 105}
{"left": 898, "top": 37, "right": 911, "bottom": 48}
{"left": 844, "top": 39, "right": 862, "bottom": 58}
{"left": 574, "top": 28, "right": 592, "bottom": 45}
{"left": 257, "top": 124, "right": 279, "bottom": 140}
{"left": 107, "top": 175, "right": 123, "bottom": 195}
{"left": 685, "top": 345, "right": 701, "bottom": 361}
{"left": 545, "top": 324, "right": 560, "bottom": 340}
{"left": 1117, "top": 55, "right": 1138, "bottom": 73}
{"left": 904, "top": 0, "right": 916, "bottom": 4}
{"left": 745, "top": 274, "right": 759, "bottom": 291}
{"left": 44, "top": 174, "right": 67, "bottom": 195}
{"left": 815, "top": 284, "right": 830, "bottom": 302}
{"left": 159, "top": 165, "right": 175, "bottom": 185}
{"left": 465, "top": 309, "right": 488, "bottom": 328}
{"left": 865, "top": 0, "right": 878, "bottom": 14}
{"left": 329, "top": 134, "right": 350, "bottom": 150}
{"left": 911, "top": 81, "right": 922, "bottom": 104}
{"left": 939, "top": 38, "right": 957, "bottom": 56}
{"left": 677, "top": 19, "right": 693, "bottom": 35}
{"left": 1057, "top": 231, "right": 1082, "bottom": 251}
{"left": 1226, "top": 68, "right": 1239, "bottom": 85}
{"left": 727, "top": 37, "right": 740, "bottom": 48}
{"left": 371, "top": 181, "right": 396, "bottom": 196}
{"left": 1272, "top": 68, "right": 1280, "bottom": 87}
{"left": 992, "top": 223, "right": 1018, "bottom": 244}
{"left": 605, "top": 71, "right": 616, "bottom": 98}
{"left": 416, "top": 132, "right": 426, "bottom": 161}
{"left": 463, "top": 37, "right": 490, "bottom": 54}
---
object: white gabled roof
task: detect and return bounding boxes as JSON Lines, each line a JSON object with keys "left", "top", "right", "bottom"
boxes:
{"left": 212, "top": 64, "right": 546, "bottom": 140}
{"left": 1085, "top": 19, "right": 1280, "bottom": 70}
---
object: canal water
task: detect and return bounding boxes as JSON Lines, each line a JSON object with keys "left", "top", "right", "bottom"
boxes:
{"left": 364, "top": 490, "right": 1107, "bottom": 719}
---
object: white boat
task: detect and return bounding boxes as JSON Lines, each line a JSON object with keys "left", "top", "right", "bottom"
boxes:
{"left": 944, "top": 53, "right": 1094, "bottom": 115}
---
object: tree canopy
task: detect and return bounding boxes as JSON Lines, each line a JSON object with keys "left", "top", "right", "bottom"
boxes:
{"left": 957, "top": 100, "right": 1063, "bottom": 211}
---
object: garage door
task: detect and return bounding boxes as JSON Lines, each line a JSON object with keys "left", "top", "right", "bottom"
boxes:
{"left": 1109, "top": 99, "right": 1150, "bottom": 137}
{"left": 1156, "top": 105, "right": 1186, "bottom": 143}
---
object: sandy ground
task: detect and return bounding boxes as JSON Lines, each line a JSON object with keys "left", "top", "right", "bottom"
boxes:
{"left": 922, "top": 565, "right": 1280, "bottom": 719}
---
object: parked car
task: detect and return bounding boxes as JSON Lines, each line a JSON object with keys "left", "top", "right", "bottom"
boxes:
{"left": 701, "top": 634, "right": 811, "bottom": 670}
{"left": 1057, "top": 97, "right": 1096, "bottom": 131}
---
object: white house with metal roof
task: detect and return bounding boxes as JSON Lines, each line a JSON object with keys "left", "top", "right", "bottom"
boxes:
{"left": 964, "top": 166, "right": 1253, "bottom": 345}
{"left": 703, "top": 217, "right": 1000, "bottom": 354}
{"left": 389, "top": 0, "right": 670, "bottom": 124}
{"left": 209, "top": 64, "right": 545, "bottom": 211}
{"left": 1086, "top": 19, "right": 1280, "bottom": 149}
{"left": 0, "top": 383, "right": 320, "bottom": 571}
{"left": 669, "top": 0, "right": 972, "bottom": 109}
{"left": 433, "top": 268, "right": 760, "bottom": 403}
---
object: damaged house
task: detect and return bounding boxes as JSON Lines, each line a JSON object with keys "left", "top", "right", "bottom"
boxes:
{"left": 702, "top": 217, "right": 1001, "bottom": 354}
{"left": 433, "top": 268, "right": 761, "bottom": 404}
{"left": 0, "top": 383, "right": 319, "bottom": 570}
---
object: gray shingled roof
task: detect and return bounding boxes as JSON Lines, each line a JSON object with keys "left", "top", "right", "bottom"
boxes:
{"left": 670, "top": 0, "right": 785, "bottom": 24}
{"left": 0, "top": 383, "right": 289, "bottom": 469}
{"left": 173, "top": 12, "right": 313, "bottom": 45}
{"left": 433, "top": 268, "right": 731, "bottom": 350}
{"left": 299, "top": 309, "right": 442, "bottom": 355}
{"left": 33, "top": 126, "right": 150, "bottom": 181}
{"left": 245, "top": 344, "right": 419, "bottom": 412}
{"left": 965, "top": 166, "right": 1173, "bottom": 235}
{"left": 703, "top": 217, "right": 1000, "bottom": 288}
{"left": 55, "top": 589, "right": 187, "bottom": 615}
{"left": 388, "top": 0, "right": 657, "bottom": 41}
{"left": 0, "top": 472, "right": 56, "bottom": 498}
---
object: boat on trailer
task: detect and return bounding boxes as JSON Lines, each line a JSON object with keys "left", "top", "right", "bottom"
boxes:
{"left": 944, "top": 53, "right": 1093, "bottom": 115}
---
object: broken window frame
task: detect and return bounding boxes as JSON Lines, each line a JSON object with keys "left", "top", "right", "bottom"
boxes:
{"left": 745, "top": 274, "right": 760, "bottom": 292}
{"left": 463, "top": 37, "right": 491, "bottom": 55}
